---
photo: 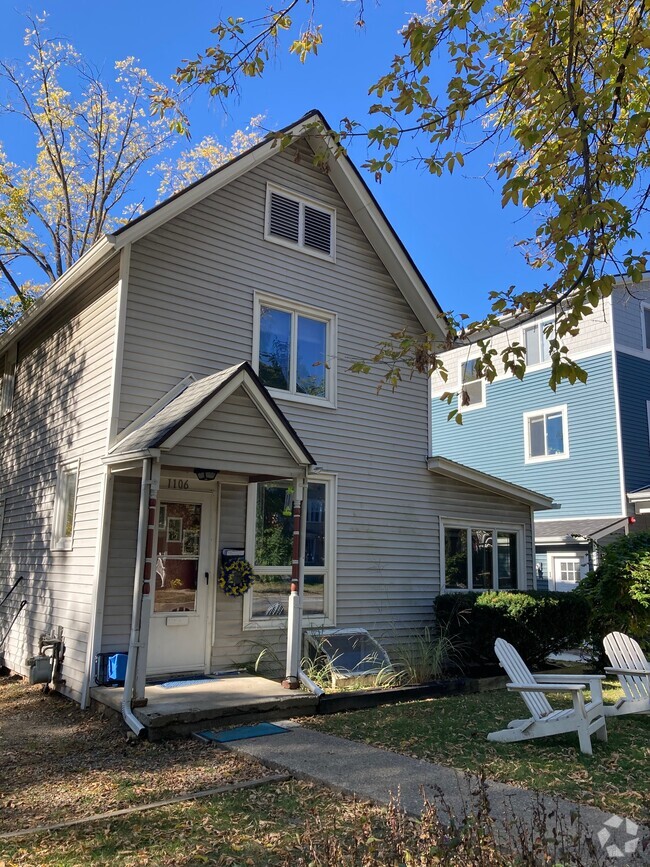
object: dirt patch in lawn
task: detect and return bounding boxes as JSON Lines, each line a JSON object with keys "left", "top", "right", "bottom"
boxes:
{"left": 0, "top": 675, "right": 275, "bottom": 833}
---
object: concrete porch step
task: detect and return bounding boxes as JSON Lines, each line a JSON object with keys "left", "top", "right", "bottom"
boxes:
{"left": 91, "top": 674, "right": 319, "bottom": 740}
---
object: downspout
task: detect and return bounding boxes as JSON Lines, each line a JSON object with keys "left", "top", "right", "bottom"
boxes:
{"left": 121, "top": 457, "right": 152, "bottom": 736}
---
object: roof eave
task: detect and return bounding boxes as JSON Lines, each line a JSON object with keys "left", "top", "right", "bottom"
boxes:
{"left": 427, "top": 455, "right": 555, "bottom": 510}
{"left": 0, "top": 236, "right": 118, "bottom": 354}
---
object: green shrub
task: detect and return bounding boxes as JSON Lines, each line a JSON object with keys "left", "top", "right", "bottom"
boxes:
{"left": 433, "top": 589, "right": 591, "bottom": 670}
{"left": 575, "top": 531, "right": 650, "bottom": 665}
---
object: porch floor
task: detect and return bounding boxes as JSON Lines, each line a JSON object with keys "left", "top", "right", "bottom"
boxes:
{"left": 90, "top": 674, "right": 319, "bottom": 740}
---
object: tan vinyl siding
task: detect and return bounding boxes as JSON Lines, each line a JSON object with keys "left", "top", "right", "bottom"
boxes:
{"left": 168, "top": 389, "right": 299, "bottom": 477}
{"left": 0, "top": 260, "right": 119, "bottom": 700}
{"left": 100, "top": 476, "right": 139, "bottom": 652}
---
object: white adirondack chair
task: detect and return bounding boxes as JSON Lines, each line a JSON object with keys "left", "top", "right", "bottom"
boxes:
{"left": 488, "top": 638, "right": 608, "bottom": 755}
{"left": 603, "top": 631, "right": 650, "bottom": 717}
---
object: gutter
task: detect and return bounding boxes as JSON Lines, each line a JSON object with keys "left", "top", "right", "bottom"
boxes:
{"left": 121, "top": 457, "right": 152, "bottom": 737}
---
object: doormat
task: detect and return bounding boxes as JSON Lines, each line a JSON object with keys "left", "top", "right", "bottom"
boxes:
{"left": 158, "top": 675, "right": 216, "bottom": 689}
{"left": 195, "top": 723, "right": 290, "bottom": 743}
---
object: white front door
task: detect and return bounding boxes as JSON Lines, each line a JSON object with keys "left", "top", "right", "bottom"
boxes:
{"left": 147, "top": 492, "right": 214, "bottom": 675}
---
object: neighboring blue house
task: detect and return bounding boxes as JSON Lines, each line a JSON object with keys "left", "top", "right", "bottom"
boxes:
{"left": 432, "top": 279, "right": 650, "bottom": 591}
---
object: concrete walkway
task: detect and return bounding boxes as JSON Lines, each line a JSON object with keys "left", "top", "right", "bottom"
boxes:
{"left": 222, "top": 721, "right": 648, "bottom": 865}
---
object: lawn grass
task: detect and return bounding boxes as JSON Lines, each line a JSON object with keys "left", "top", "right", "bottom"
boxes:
{"left": 0, "top": 779, "right": 381, "bottom": 866}
{"left": 305, "top": 679, "right": 650, "bottom": 824}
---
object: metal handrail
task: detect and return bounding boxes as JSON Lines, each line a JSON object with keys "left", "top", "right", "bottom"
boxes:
{"left": 0, "top": 576, "right": 23, "bottom": 610}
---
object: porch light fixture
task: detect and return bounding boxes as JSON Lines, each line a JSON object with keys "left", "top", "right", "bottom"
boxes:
{"left": 194, "top": 468, "right": 219, "bottom": 482}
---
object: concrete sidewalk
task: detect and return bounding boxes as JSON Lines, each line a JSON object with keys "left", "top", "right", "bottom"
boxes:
{"left": 222, "top": 721, "right": 648, "bottom": 865}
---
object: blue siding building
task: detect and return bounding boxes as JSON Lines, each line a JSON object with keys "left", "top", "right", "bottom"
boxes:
{"left": 433, "top": 280, "right": 650, "bottom": 591}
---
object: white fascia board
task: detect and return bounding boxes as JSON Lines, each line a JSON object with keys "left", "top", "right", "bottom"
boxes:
{"left": 103, "top": 448, "right": 161, "bottom": 466}
{"left": 427, "top": 455, "right": 555, "bottom": 510}
{"left": 325, "top": 148, "right": 445, "bottom": 338}
{"left": 0, "top": 236, "right": 117, "bottom": 354}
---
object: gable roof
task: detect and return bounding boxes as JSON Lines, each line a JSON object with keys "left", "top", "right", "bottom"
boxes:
{"left": 427, "top": 455, "right": 555, "bottom": 510}
{"left": 107, "top": 361, "right": 315, "bottom": 467}
{"left": 0, "top": 110, "right": 445, "bottom": 355}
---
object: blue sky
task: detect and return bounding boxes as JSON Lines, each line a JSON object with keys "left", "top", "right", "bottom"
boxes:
{"left": 2, "top": 2, "right": 555, "bottom": 318}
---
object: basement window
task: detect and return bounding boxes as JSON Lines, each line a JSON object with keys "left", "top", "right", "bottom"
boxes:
{"left": 265, "top": 185, "right": 335, "bottom": 260}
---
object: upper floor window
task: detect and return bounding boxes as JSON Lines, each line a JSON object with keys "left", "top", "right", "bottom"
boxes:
{"left": 244, "top": 476, "right": 335, "bottom": 627}
{"left": 459, "top": 359, "right": 485, "bottom": 410}
{"left": 1, "top": 344, "right": 17, "bottom": 416}
{"left": 523, "top": 405, "right": 569, "bottom": 463}
{"left": 641, "top": 304, "right": 650, "bottom": 351}
{"left": 443, "top": 524, "right": 521, "bottom": 591}
{"left": 523, "top": 318, "right": 553, "bottom": 366}
{"left": 51, "top": 460, "right": 79, "bottom": 551}
{"left": 254, "top": 293, "right": 336, "bottom": 406}
{"left": 265, "top": 185, "right": 335, "bottom": 260}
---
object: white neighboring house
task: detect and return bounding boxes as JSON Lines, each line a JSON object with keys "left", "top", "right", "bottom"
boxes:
{"left": 0, "top": 111, "right": 554, "bottom": 712}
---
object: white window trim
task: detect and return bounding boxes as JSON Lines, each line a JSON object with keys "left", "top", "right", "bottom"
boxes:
{"left": 523, "top": 404, "right": 570, "bottom": 464}
{"left": 440, "top": 517, "right": 526, "bottom": 592}
{"left": 522, "top": 316, "right": 554, "bottom": 370}
{"left": 243, "top": 474, "right": 337, "bottom": 630}
{"left": 50, "top": 459, "right": 80, "bottom": 552}
{"left": 264, "top": 183, "right": 336, "bottom": 262}
{"left": 457, "top": 358, "right": 486, "bottom": 411}
{"left": 640, "top": 302, "right": 650, "bottom": 353}
{"left": 253, "top": 290, "right": 337, "bottom": 409}
{"left": 1, "top": 344, "right": 17, "bottom": 417}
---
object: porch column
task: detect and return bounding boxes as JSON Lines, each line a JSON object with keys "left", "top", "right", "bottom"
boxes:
{"left": 283, "top": 474, "right": 307, "bottom": 688}
{"left": 134, "top": 460, "right": 161, "bottom": 701}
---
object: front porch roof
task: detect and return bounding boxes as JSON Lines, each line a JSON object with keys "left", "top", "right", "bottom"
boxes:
{"left": 427, "top": 455, "right": 556, "bottom": 510}
{"left": 107, "top": 361, "right": 315, "bottom": 467}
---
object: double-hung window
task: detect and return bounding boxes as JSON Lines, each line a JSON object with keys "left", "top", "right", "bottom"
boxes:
{"left": 523, "top": 318, "right": 553, "bottom": 367}
{"left": 51, "top": 460, "right": 79, "bottom": 551}
{"left": 244, "top": 476, "right": 335, "bottom": 627}
{"left": 459, "top": 359, "right": 485, "bottom": 410}
{"left": 254, "top": 293, "right": 336, "bottom": 406}
{"left": 265, "top": 185, "right": 335, "bottom": 260}
{"left": 524, "top": 405, "right": 569, "bottom": 463}
{"left": 443, "top": 523, "right": 521, "bottom": 591}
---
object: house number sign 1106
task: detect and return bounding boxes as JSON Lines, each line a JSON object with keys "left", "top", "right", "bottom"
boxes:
{"left": 166, "top": 478, "right": 190, "bottom": 489}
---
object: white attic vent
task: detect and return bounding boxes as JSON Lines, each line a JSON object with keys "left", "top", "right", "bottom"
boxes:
{"left": 266, "top": 186, "right": 335, "bottom": 260}
{"left": 304, "top": 205, "right": 332, "bottom": 255}
{"left": 269, "top": 192, "right": 300, "bottom": 244}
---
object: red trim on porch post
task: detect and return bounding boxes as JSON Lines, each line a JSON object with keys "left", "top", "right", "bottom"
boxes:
{"left": 142, "top": 496, "right": 158, "bottom": 596}
{"left": 282, "top": 496, "right": 302, "bottom": 689}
